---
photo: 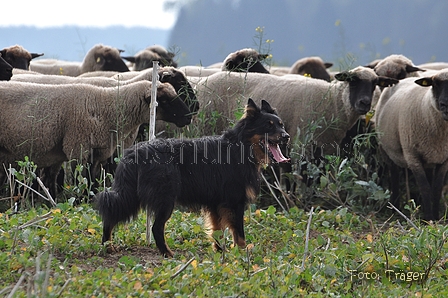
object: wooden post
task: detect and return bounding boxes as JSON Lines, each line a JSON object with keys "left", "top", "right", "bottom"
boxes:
{"left": 146, "top": 61, "right": 159, "bottom": 245}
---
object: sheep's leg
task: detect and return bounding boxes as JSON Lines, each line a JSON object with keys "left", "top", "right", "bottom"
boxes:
{"left": 42, "top": 163, "right": 63, "bottom": 199}
{"left": 410, "top": 165, "right": 433, "bottom": 221}
{"left": 389, "top": 163, "right": 401, "bottom": 209}
{"left": 431, "top": 162, "right": 448, "bottom": 220}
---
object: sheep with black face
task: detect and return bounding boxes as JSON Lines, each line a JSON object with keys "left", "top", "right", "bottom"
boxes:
{"left": 30, "top": 44, "right": 129, "bottom": 76}
{"left": 0, "top": 80, "right": 191, "bottom": 196}
{"left": 375, "top": 69, "right": 448, "bottom": 220}
{"left": 0, "top": 44, "right": 43, "bottom": 70}
{"left": 194, "top": 67, "right": 398, "bottom": 157}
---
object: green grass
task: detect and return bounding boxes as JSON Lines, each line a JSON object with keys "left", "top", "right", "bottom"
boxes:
{"left": 1, "top": 202, "right": 447, "bottom": 297}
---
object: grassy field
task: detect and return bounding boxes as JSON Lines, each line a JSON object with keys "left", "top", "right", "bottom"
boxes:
{"left": 1, "top": 201, "right": 447, "bottom": 297}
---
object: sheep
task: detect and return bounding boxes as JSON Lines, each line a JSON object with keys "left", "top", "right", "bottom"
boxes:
{"left": 417, "top": 62, "right": 448, "bottom": 71}
{"left": 121, "top": 49, "right": 162, "bottom": 71}
{"left": 29, "top": 44, "right": 129, "bottom": 76}
{"left": 121, "top": 45, "right": 177, "bottom": 70}
{"left": 12, "top": 66, "right": 199, "bottom": 122}
{"left": 0, "top": 54, "right": 13, "bottom": 81}
{"left": 113, "top": 67, "right": 199, "bottom": 114}
{"left": 206, "top": 62, "right": 223, "bottom": 69}
{"left": 288, "top": 56, "right": 333, "bottom": 81}
{"left": 77, "top": 71, "right": 119, "bottom": 78}
{"left": 222, "top": 48, "right": 270, "bottom": 73}
{"left": 179, "top": 66, "right": 221, "bottom": 78}
{"left": 269, "top": 66, "right": 291, "bottom": 76}
{"left": 0, "top": 45, "right": 44, "bottom": 70}
{"left": 0, "top": 80, "right": 192, "bottom": 196}
{"left": 373, "top": 54, "right": 425, "bottom": 80}
{"left": 146, "top": 45, "right": 177, "bottom": 67}
{"left": 342, "top": 54, "right": 425, "bottom": 149}
{"left": 194, "top": 67, "right": 398, "bottom": 157}
{"left": 374, "top": 69, "right": 448, "bottom": 220}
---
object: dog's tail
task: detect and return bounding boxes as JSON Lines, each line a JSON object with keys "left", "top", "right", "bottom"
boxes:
{"left": 95, "top": 162, "right": 141, "bottom": 243}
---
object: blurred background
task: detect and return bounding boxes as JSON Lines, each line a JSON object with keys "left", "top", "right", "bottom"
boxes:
{"left": 1, "top": 0, "right": 447, "bottom": 68}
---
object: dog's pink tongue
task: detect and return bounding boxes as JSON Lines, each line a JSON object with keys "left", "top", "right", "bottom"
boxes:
{"left": 268, "top": 143, "right": 290, "bottom": 163}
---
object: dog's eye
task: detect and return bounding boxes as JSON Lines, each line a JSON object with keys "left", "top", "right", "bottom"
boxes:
{"left": 268, "top": 120, "right": 274, "bottom": 127}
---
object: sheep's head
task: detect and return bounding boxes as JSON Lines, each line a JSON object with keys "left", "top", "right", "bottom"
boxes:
{"left": 152, "top": 82, "right": 192, "bottom": 127}
{"left": 415, "top": 71, "right": 448, "bottom": 121}
{"left": 374, "top": 54, "right": 425, "bottom": 80}
{"left": 335, "top": 66, "right": 399, "bottom": 115}
{"left": 222, "top": 48, "right": 270, "bottom": 74}
{"left": 122, "top": 49, "right": 162, "bottom": 71}
{"left": 158, "top": 67, "right": 199, "bottom": 114}
{"left": 0, "top": 45, "right": 43, "bottom": 70}
{"left": 146, "top": 45, "right": 178, "bottom": 67}
{"left": 290, "top": 56, "right": 333, "bottom": 81}
{"left": 88, "top": 44, "right": 129, "bottom": 72}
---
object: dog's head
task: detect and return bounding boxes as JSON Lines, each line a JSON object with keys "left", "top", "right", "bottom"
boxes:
{"left": 236, "top": 98, "right": 290, "bottom": 164}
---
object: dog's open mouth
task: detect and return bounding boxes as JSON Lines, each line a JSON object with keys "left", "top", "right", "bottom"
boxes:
{"left": 266, "top": 140, "right": 290, "bottom": 163}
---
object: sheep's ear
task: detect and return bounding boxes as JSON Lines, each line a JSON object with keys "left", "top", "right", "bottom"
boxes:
{"left": 406, "top": 65, "right": 425, "bottom": 73}
{"left": 415, "top": 77, "right": 433, "bottom": 87}
{"left": 261, "top": 100, "right": 277, "bottom": 115}
{"left": 259, "top": 54, "right": 269, "bottom": 61}
{"left": 243, "top": 98, "right": 260, "bottom": 119}
{"left": 334, "top": 71, "right": 355, "bottom": 82}
{"left": 324, "top": 62, "right": 333, "bottom": 69}
{"left": 377, "top": 76, "right": 399, "bottom": 87}
{"left": 121, "top": 56, "right": 136, "bottom": 63}
{"left": 31, "top": 53, "right": 44, "bottom": 59}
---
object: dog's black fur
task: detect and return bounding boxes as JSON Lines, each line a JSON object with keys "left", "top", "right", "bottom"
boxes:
{"left": 95, "top": 98, "right": 290, "bottom": 257}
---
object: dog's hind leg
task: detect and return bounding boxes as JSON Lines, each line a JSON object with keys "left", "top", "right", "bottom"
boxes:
{"left": 151, "top": 201, "right": 175, "bottom": 258}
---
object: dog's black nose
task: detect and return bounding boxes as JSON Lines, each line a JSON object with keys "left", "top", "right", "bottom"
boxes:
{"left": 281, "top": 132, "right": 290, "bottom": 142}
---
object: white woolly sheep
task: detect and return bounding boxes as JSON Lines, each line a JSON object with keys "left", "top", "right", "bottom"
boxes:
{"left": 206, "top": 62, "right": 223, "bottom": 69}
{"left": 222, "top": 48, "right": 270, "bottom": 73}
{"left": 194, "top": 67, "right": 398, "bottom": 157}
{"left": 0, "top": 54, "right": 13, "bottom": 81}
{"left": 374, "top": 69, "right": 448, "bottom": 220}
{"left": 0, "top": 80, "right": 192, "bottom": 196}
{"left": 268, "top": 66, "right": 291, "bottom": 76}
{"left": 417, "top": 62, "right": 448, "bottom": 71}
{"left": 179, "top": 66, "right": 221, "bottom": 78}
{"left": 13, "top": 66, "right": 199, "bottom": 115}
{"left": 29, "top": 44, "right": 129, "bottom": 76}
{"left": 288, "top": 56, "right": 333, "bottom": 81}
{"left": 0, "top": 45, "right": 43, "bottom": 70}
{"left": 343, "top": 54, "right": 425, "bottom": 148}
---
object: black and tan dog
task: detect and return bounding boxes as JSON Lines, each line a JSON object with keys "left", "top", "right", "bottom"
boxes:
{"left": 95, "top": 98, "right": 290, "bottom": 257}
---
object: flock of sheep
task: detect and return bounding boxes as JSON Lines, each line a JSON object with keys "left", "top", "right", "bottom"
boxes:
{"left": 1, "top": 43, "right": 448, "bottom": 221}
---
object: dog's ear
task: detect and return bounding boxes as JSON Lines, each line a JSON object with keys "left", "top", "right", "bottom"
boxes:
{"left": 243, "top": 98, "right": 261, "bottom": 119}
{"left": 261, "top": 100, "right": 277, "bottom": 114}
